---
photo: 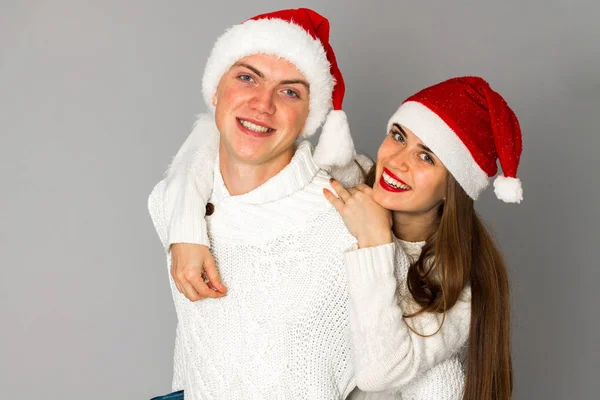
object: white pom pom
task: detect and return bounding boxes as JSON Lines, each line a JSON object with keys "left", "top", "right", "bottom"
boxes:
{"left": 328, "top": 154, "right": 375, "bottom": 187}
{"left": 313, "top": 110, "right": 356, "bottom": 167}
{"left": 493, "top": 175, "right": 523, "bottom": 203}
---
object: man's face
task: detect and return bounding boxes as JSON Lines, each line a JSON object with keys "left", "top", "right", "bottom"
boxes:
{"left": 213, "top": 54, "right": 310, "bottom": 169}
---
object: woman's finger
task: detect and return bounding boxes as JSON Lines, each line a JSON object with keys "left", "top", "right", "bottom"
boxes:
{"left": 355, "top": 183, "right": 373, "bottom": 194}
{"left": 204, "top": 256, "right": 227, "bottom": 294}
{"left": 329, "top": 179, "right": 352, "bottom": 202}
{"left": 181, "top": 280, "right": 202, "bottom": 302}
{"left": 323, "top": 188, "right": 346, "bottom": 213}
{"left": 170, "top": 265, "right": 184, "bottom": 294}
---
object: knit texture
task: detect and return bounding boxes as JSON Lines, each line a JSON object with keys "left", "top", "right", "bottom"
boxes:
{"left": 344, "top": 239, "right": 470, "bottom": 399}
{"left": 150, "top": 114, "right": 372, "bottom": 249}
{"left": 148, "top": 118, "right": 468, "bottom": 398}
{"left": 149, "top": 142, "right": 358, "bottom": 399}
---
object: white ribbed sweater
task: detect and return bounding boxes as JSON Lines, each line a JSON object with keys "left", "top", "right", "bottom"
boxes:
{"left": 150, "top": 138, "right": 358, "bottom": 399}
{"left": 148, "top": 115, "right": 471, "bottom": 399}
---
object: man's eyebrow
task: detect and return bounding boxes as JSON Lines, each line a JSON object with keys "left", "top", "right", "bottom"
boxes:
{"left": 232, "top": 62, "right": 309, "bottom": 92}
{"left": 232, "top": 62, "right": 264, "bottom": 78}
{"left": 280, "top": 79, "right": 310, "bottom": 91}
{"left": 392, "top": 123, "right": 408, "bottom": 139}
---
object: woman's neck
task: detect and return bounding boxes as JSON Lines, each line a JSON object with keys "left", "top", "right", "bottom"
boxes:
{"left": 391, "top": 208, "right": 438, "bottom": 242}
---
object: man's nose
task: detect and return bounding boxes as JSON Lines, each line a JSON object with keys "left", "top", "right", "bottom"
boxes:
{"left": 250, "top": 87, "right": 276, "bottom": 114}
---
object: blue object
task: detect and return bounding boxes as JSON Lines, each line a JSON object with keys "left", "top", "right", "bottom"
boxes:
{"left": 150, "top": 390, "right": 184, "bottom": 400}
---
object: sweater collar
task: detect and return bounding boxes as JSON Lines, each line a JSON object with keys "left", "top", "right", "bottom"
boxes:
{"left": 212, "top": 141, "right": 320, "bottom": 205}
{"left": 393, "top": 235, "right": 426, "bottom": 262}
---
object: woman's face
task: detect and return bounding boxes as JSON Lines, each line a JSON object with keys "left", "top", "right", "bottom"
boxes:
{"left": 372, "top": 124, "right": 448, "bottom": 214}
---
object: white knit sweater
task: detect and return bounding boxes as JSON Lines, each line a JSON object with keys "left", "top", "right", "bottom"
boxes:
{"left": 149, "top": 136, "right": 358, "bottom": 399}
{"left": 148, "top": 116, "right": 471, "bottom": 399}
{"left": 345, "top": 239, "right": 470, "bottom": 399}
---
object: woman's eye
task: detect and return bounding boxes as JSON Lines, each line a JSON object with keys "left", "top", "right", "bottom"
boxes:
{"left": 392, "top": 132, "right": 405, "bottom": 144}
{"left": 420, "top": 153, "right": 434, "bottom": 164}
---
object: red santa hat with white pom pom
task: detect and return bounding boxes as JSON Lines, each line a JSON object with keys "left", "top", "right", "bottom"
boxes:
{"left": 387, "top": 76, "right": 524, "bottom": 203}
{"left": 201, "top": 8, "right": 355, "bottom": 167}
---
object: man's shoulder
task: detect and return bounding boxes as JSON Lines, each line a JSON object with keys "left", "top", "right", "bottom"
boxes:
{"left": 315, "top": 154, "right": 375, "bottom": 189}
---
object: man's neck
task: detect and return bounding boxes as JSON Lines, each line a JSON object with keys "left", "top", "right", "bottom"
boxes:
{"left": 219, "top": 146, "right": 295, "bottom": 196}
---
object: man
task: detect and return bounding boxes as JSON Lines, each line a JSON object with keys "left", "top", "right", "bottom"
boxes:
{"left": 148, "top": 9, "right": 365, "bottom": 400}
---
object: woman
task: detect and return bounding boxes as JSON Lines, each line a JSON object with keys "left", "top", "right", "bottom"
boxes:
{"left": 150, "top": 76, "right": 522, "bottom": 399}
{"left": 324, "top": 76, "right": 521, "bottom": 399}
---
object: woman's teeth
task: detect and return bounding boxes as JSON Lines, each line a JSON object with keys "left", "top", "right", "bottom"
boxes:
{"left": 382, "top": 171, "right": 411, "bottom": 190}
{"left": 239, "top": 119, "right": 273, "bottom": 133}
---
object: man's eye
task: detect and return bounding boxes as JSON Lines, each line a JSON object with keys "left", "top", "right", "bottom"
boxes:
{"left": 238, "top": 75, "right": 254, "bottom": 82}
{"left": 283, "top": 89, "right": 299, "bottom": 99}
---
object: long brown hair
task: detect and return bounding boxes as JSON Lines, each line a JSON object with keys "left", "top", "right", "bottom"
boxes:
{"left": 404, "top": 174, "right": 513, "bottom": 400}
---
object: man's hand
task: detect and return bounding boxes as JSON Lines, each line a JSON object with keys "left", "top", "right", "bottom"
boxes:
{"left": 324, "top": 180, "right": 393, "bottom": 249}
{"left": 170, "top": 243, "right": 227, "bottom": 301}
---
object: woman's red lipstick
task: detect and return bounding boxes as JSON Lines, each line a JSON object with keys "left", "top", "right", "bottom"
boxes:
{"left": 379, "top": 168, "right": 411, "bottom": 193}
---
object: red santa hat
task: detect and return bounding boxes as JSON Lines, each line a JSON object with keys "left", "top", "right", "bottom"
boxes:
{"left": 202, "top": 8, "right": 355, "bottom": 167}
{"left": 387, "top": 76, "right": 523, "bottom": 203}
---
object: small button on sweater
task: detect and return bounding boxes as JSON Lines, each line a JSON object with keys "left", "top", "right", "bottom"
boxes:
{"left": 148, "top": 115, "right": 471, "bottom": 399}
{"left": 149, "top": 140, "right": 358, "bottom": 400}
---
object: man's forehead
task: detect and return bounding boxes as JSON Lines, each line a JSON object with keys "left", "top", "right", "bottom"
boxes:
{"left": 230, "top": 54, "right": 308, "bottom": 81}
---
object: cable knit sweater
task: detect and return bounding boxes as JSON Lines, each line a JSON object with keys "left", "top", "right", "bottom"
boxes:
{"left": 148, "top": 116, "right": 471, "bottom": 399}
{"left": 149, "top": 139, "right": 358, "bottom": 399}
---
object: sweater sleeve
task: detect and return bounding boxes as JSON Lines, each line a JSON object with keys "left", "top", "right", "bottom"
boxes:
{"left": 147, "top": 114, "right": 219, "bottom": 250}
{"left": 344, "top": 242, "right": 471, "bottom": 392}
{"left": 399, "top": 355, "right": 465, "bottom": 400}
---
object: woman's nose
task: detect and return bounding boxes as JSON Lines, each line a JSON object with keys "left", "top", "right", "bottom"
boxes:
{"left": 388, "top": 150, "right": 410, "bottom": 172}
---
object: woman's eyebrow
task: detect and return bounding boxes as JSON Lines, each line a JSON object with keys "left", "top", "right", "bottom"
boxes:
{"left": 392, "top": 123, "right": 408, "bottom": 139}
{"left": 418, "top": 143, "right": 435, "bottom": 154}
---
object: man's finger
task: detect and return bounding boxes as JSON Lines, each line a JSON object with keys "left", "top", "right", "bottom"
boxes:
{"left": 204, "top": 256, "right": 227, "bottom": 294}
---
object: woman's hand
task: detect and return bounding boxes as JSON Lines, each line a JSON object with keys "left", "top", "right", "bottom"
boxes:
{"left": 170, "top": 243, "right": 227, "bottom": 301}
{"left": 324, "top": 180, "right": 393, "bottom": 248}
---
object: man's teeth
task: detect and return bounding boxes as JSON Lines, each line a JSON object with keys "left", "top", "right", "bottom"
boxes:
{"left": 383, "top": 171, "right": 411, "bottom": 190}
{"left": 239, "top": 119, "right": 273, "bottom": 133}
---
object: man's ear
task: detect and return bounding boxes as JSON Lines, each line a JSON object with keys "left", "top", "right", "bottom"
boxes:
{"left": 212, "top": 93, "right": 218, "bottom": 107}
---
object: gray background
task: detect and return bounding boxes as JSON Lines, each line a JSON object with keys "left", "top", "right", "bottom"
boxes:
{"left": 1, "top": 0, "right": 598, "bottom": 399}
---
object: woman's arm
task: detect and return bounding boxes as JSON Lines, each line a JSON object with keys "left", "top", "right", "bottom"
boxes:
{"left": 345, "top": 241, "right": 471, "bottom": 392}
{"left": 147, "top": 114, "right": 227, "bottom": 299}
{"left": 147, "top": 114, "right": 219, "bottom": 250}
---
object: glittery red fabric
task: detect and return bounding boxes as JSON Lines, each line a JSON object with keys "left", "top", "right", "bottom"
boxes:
{"left": 405, "top": 76, "right": 522, "bottom": 179}
{"left": 250, "top": 8, "right": 345, "bottom": 111}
